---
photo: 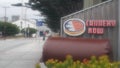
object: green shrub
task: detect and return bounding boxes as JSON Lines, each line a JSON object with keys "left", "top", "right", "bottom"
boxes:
{"left": 21, "top": 27, "right": 37, "bottom": 37}
{"left": 36, "top": 63, "right": 41, "bottom": 68}
{"left": 0, "top": 21, "right": 20, "bottom": 36}
{"left": 45, "top": 55, "right": 120, "bottom": 68}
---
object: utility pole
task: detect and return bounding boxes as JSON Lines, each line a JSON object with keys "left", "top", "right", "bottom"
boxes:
{"left": 3, "top": 7, "right": 9, "bottom": 22}
{"left": 3, "top": 7, "right": 9, "bottom": 39}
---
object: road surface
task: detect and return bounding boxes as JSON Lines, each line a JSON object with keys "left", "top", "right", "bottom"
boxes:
{"left": 0, "top": 38, "right": 45, "bottom": 68}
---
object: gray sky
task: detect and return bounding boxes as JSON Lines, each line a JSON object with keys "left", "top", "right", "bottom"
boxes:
{"left": 0, "top": 0, "right": 41, "bottom": 21}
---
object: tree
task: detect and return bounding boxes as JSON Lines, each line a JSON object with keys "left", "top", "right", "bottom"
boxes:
{"left": 0, "top": 21, "right": 20, "bottom": 36}
{"left": 29, "top": 0, "right": 83, "bottom": 32}
{"left": 21, "top": 27, "right": 37, "bottom": 37}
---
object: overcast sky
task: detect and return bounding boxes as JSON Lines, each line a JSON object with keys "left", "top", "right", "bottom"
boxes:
{"left": 0, "top": 0, "right": 41, "bottom": 21}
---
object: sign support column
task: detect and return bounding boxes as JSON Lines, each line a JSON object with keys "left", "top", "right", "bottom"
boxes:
{"left": 118, "top": 0, "right": 120, "bottom": 61}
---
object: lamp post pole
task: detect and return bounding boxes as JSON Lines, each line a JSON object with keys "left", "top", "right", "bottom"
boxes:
{"left": 11, "top": 2, "right": 30, "bottom": 38}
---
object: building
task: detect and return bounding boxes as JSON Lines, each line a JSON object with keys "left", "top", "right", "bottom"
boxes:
{"left": 12, "top": 19, "right": 37, "bottom": 37}
{"left": 12, "top": 19, "right": 51, "bottom": 37}
{"left": 61, "top": 0, "right": 120, "bottom": 61}
{"left": 12, "top": 15, "right": 20, "bottom": 22}
{"left": 12, "top": 19, "right": 36, "bottom": 30}
{"left": 0, "top": 17, "right": 8, "bottom": 22}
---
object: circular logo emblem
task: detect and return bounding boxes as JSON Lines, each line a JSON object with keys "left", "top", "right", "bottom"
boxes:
{"left": 63, "top": 19, "right": 86, "bottom": 36}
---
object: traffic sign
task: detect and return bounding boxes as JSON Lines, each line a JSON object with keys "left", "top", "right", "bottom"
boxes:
{"left": 36, "top": 21, "right": 43, "bottom": 26}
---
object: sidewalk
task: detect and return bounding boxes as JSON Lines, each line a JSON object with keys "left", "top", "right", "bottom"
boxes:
{"left": 0, "top": 38, "right": 46, "bottom": 68}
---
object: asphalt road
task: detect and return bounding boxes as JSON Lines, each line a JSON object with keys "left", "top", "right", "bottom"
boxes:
{"left": 0, "top": 38, "right": 45, "bottom": 68}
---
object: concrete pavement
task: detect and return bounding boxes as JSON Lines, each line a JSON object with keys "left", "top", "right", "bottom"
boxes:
{"left": 0, "top": 38, "right": 46, "bottom": 68}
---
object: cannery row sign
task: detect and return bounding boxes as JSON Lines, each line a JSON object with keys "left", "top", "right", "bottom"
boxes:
{"left": 63, "top": 19, "right": 116, "bottom": 36}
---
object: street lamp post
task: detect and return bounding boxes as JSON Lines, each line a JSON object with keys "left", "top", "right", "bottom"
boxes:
{"left": 24, "top": 7, "right": 28, "bottom": 38}
{"left": 11, "top": 3, "right": 31, "bottom": 38}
